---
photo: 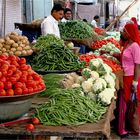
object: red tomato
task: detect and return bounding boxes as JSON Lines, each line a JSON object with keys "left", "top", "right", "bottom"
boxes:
{"left": 19, "top": 76, "right": 27, "bottom": 83}
{"left": 0, "top": 72, "right": 2, "bottom": 78}
{"left": 10, "top": 77, "right": 17, "bottom": 84}
{"left": 6, "top": 89, "right": 14, "bottom": 96}
{"left": 27, "top": 75, "right": 33, "bottom": 80}
{"left": 14, "top": 88, "right": 22, "bottom": 95}
{"left": 0, "top": 89, "right": 6, "bottom": 96}
{"left": 22, "top": 88, "right": 28, "bottom": 94}
{"left": 39, "top": 83, "right": 46, "bottom": 90}
{"left": 9, "top": 65, "right": 17, "bottom": 72}
{"left": 2, "top": 70, "right": 7, "bottom": 76}
{"left": 14, "top": 82, "right": 23, "bottom": 89}
{"left": 32, "top": 74, "right": 41, "bottom": 81}
{"left": 22, "top": 71, "right": 28, "bottom": 76}
{"left": 26, "top": 80, "right": 36, "bottom": 87}
{"left": 8, "top": 55, "right": 17, "bottom": 61}
{"left": 5, "top": 81, "right": 12, "bottom": 89}
{"left": 33, "top": 87, "right": 38, "bottom": 92}
{"left": 32, "top": 117, "right": 40, "bottom": 125}
{"left": 20, "top": 64, "right": 29, "bottom": 71}
{"left": 11, "top": 60, "right": 19, "bottom": 67}
{"left": 28, "top": 87, "right": 33, "bottom": 94}
{"left": 0, "top": 76, "right": 6, "bottom": 83}
{"left": 0, "top": 81, "right": 4, "bottom": 89}
{"left": 19, "top": 58, "right": 26, "bottom": 64}
{"left": 7, "top": 70, "right": 13, "bottom": 77}
{"left": 0, "top": 55, "right": 8, "bottom": 60}
{"left": 2, "top": 63, "right": 9, "bottom": 69}
{"left": 26, "top": 124, "right": 35, "bottom": 131}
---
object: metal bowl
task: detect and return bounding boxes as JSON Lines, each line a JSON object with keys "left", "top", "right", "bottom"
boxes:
{"left": 0, "top": 90, "right": 45, "bottom": 121}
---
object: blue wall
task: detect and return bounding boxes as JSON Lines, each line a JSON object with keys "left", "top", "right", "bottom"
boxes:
{"left": 32, "top": 0, "right": 53, "bottom": 19}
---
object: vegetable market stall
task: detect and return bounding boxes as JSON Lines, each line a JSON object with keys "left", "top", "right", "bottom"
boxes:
{"left": 0, "top": 96, "right": 116, "bottom": 140}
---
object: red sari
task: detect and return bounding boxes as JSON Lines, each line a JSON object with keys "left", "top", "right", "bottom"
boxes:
{"left": 118, "top": 23, "right": 140, "bottom": 135}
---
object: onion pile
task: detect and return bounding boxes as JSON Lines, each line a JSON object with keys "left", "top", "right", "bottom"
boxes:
{"left": 0, "top": 32, "right": 33, "bottom": 56}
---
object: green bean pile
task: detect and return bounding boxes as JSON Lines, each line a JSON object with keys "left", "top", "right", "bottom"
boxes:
{"left": 30, "top": 44, "right": 85, "bottom": 71}
{"left": 59, "top": 20, "right": 94, "bottom": 39}
{"left": 33, "top": 34, "right": 64, "bottom": 49}
{"left": 35, "top": 88, "right": 107, "bottom": 126}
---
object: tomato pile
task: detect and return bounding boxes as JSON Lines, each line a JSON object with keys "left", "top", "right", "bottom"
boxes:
{"left": 91, "top": 38, "right": 121, "bottom": 49}
{"left": 0, "top": 55, "right": 46, "bottom": 96}
{"left": 79, "top": 54, "right": 122, "bottom": 72}
{"left": 94, "top": 28, "right": 105, "bottom": 35}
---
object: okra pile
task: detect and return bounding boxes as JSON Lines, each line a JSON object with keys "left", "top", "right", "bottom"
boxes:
{"left": 35, "top": 88, "right": 107, "bottom": 126}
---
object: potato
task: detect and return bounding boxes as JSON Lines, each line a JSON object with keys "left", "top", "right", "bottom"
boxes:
{"left": 5, "top": 36, "right": 10, "bottom": 41}
{"left": 22, "top": 50, "right": 27, "bottom": 56}
{"left": 10, "top": 32, "right": 18, "bottom": 36}
{"left": 5, "top": 40, "right": 14, "bottom": 45}
{"left": 2, "top": 52, "right": 9, "bottom": 56}
{"left": 14, "top": 51, "right": 22, "bottom": 56}
{"left": 11, "top": 48, "right": 17, "bottom": 52}
{"left": 24, "top": 45, "right": 31, "bottom": 50}
{"left": 4, "top": 45, "right": 11, "bottom": 50}
{"left": 17, "top": 47, "right": 23, "bottom": 51}
{"left": 9, "top": 51, "right": 14, "bottom": 55}
{"left": 9, "top": 35, "right": 19, "bottom": 42}
{"left": 2, "top": 48, "right": 7, "bottom": 52}
{"left": 12, "top": 43, "right": 19, "bottom": 48}
{"left": 0, "top": 43, "right": 3, "bottom": 48}
{"left": 0, "top": 51, "right": 2, "bottom": 55}
{"left": 0, "top": 38, "right": 5, "bottom": 44}
{"left": 27, "top": 49, "right": 33, "bottom": 55}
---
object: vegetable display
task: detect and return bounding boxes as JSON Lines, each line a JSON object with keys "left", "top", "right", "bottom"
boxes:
{"left": 0, "top": 55, "right": 46, "bottom": 96}
{"left": 79, "top": 53, "right": 121, "bottom": 72}
{"left": 59, "top": 20, "right": 95, "bottom": 39}
{"left": 0, "top": 32, "right": 33, "bottom": 56}
{"left": 91, "top": 38, "right": 121, "bottom": 49}
{"left": 35, "top": 88, "right": 107, "bottom": 126}
{"left": 30, "top": 44, "right": 85, "bottom": 71}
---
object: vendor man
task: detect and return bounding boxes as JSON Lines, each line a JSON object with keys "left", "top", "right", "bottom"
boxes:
{"left": 91, "top": 15, "right": 100, "bottom": 28}
{"left": 61, "top": 8, "right": 72, "bottom": 22}
{"left": 41, "top": 4, "right": 64, "bottom": 38}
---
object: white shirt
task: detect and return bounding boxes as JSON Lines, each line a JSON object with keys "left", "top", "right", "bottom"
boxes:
{"left": 41, "top": 15, "right": 60, "bottom": 38}
{"left": 61, "top": 18, "right": 68, "bottom": 22}
{"left": 91, "top": 20, "right": 97, "bottom": 28}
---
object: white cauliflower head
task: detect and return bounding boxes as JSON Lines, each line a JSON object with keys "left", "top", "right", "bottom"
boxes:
{"left": 89, "top": 58, "right": 103, "bottom": 70}
{"left": 103, "top": 74, "right": 116, "bottom": 88}
{"left": 92, "top": 78, "right": 107, "bottom": 94}
{"left": 98, "top": 88, "right": 116, "bottom": 105}
{"left": 82, "top": 80, "right": 93, "bottom": 93}
{"left": 76, "top": 76, "right": 85, "bottom": 84}
{"left": 90, "top": 71, "right": 99, "bottom": 81}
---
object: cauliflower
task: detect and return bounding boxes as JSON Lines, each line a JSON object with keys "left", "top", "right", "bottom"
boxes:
{"left": 89, "top": 58, "right": 103, "bottom": 70}
{"left": 81, "top": 68, "right": 92, "bottom": 79}
{"left": 82, "top": 80, "right": 93, "bottom": 93}
{"left": 72, "top": 83, "right": 81, "bottom": 88}
{"left": 76, "top": 76, "right": 85, "bottom": 84}
{"left": 98, "top": 88, "right": 116, "bottom": 105}
{"left": 98, "top": 63, "right": 112, "bottom": 76}
{"left": 87, "top": 78, "right": 94, "bottom": 83}
{"left": 87, "top": 92, "right": 97, "bottom": 101}
{"left": 90, "top": 71, "right": 99, "bottom": 80}
{"left": 103, "top": 74, "right": 115, "bottom": 88}
{"left": 92, "top": 78, "right": 107, "bottom": 94}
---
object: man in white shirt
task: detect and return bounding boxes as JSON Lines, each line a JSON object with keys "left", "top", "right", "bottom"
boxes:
{"left": 41, "top": 4, "right": 64, "bottom": 38}
{"left": 61, "top": 8, "right": 72, "bottom": 22}
{"left": 91, "top": 15, "right": 100, "bottom": 28}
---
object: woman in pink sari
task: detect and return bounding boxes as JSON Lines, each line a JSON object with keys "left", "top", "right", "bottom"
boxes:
{"left": 118, "top": 23, "right": 140, "bottom": 137}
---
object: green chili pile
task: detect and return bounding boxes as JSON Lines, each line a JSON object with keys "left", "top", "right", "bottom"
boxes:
{"left": 35, "top": 88, "right": 107, "bottom": 126}
{"left": 30, "top": 44, "right": 85, "bottom": 71}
